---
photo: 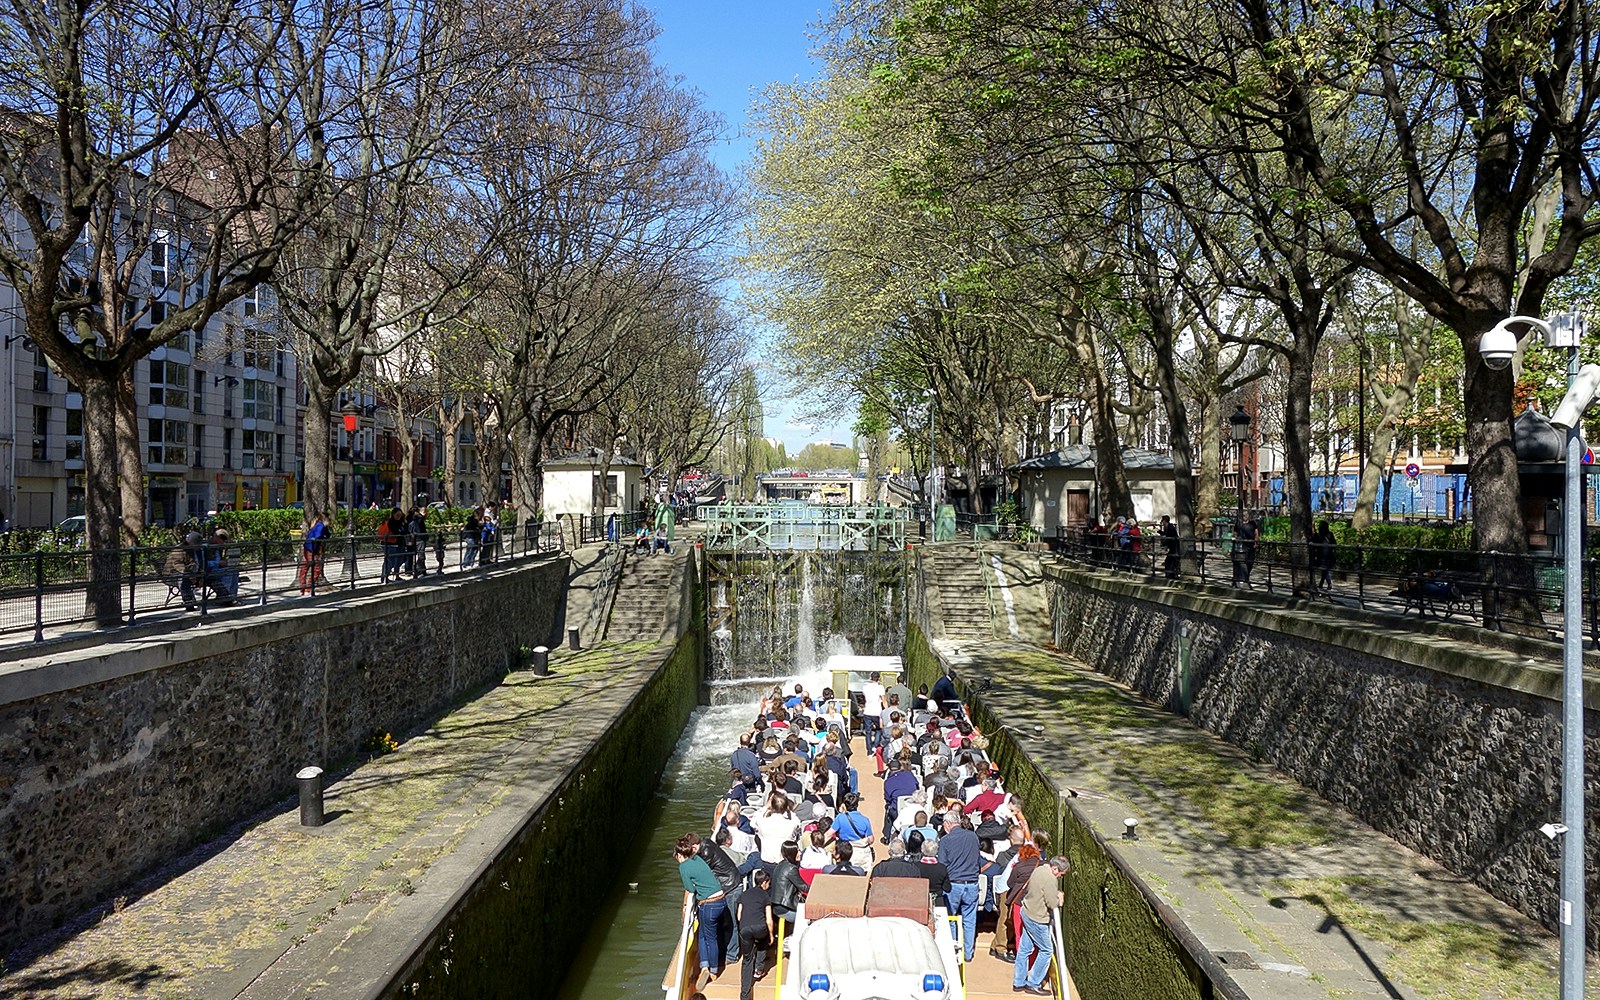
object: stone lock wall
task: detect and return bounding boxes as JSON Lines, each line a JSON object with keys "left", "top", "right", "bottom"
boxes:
{"left": 1044, "top": 563, "right": 1600, "bottom": 947}
{"left": 0, "top": 557, "right": 568, "bottom": 957}
{"left": 903, "top": 622, "right": 1239, "bottom": 1000}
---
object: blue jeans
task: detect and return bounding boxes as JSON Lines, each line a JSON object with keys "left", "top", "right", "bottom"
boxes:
{"left": 697, "top": 897, "right": 728, "bottom": 975}
{"left": 461, "top": 537, "right": 479, "bottom": 569}
{"left": 945, "top": 881, "right": 979, "bottom": 961}
{"left": 1014, "top": 911, "right": 1054, "bottom": 989}
{"left": 861, "top": 713, "right": 882, "bottom": 752}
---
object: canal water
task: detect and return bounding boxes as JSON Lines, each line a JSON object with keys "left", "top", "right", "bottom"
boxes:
{"left": 555, "top": 549, "right": 907, "bottom": 998}
{"left": 551, "top": 702, "right": 751, "bottom": 1000}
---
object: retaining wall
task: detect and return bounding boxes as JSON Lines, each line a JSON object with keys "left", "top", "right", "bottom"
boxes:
{"left": 0, "top": 557, "right": 568, "bottom": 957}
{"left": 379, "top": 555, "right": 704, "bottom": 998}
{"left": 1043, "top": 562, "right": 1600, "bottom": 947}
{"left": 903, "top": 622, "right": 1241, "bottom": 1000}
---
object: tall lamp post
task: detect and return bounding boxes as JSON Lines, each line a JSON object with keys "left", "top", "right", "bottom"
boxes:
{"left": 1228, "top": 405, "right": 1251, "bottom": 524}
{"left": 1480, "top": 311, "right": 1590, "bottom": 1000}
{"left": 341, "top": 403, "right": 361, "bottom": 582}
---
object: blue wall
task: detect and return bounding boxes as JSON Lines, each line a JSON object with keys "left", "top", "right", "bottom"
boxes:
{"left": 1266, "top": 472, "right": 1471, "bottom": 518}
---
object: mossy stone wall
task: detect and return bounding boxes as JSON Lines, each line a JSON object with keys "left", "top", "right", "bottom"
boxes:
{"left": 1044, "top": 562, "right": 1600, "bottom": 948}
{"left": 901, "top": 622, "right": 1224, "bottom": 1000}
{"left": 0, "top": 557, "right": 567, "bottom": 957}
{"left": 381, "top": 596, "right": 703, "bottom": 997}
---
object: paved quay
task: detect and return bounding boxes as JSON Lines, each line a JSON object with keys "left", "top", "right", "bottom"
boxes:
{"left": 940, "top": 635, "right": 1597, "bottom": 1000}
{"left": 2, "top": 638, "right": 662, "bottom": 999}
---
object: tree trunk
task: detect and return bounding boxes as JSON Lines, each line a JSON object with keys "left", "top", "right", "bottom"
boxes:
{"left": 1459, "top": 334, "right": 1537, "bottom": 624}
{"left": 114, "top": 369, "right": 143, "bottom": 543}
{"left": 81, "top": 371, "right": 124, "bottom": 627}
{"left": 476, "top": 409, "right": 504, "bottom": 504}
{"left": 1195, "top": 394, "right": 1221, "bottom": 533}
{"left": 1089, "top": 356, "right": 1132, "bottom": 520}
{"left": 1149, "top": 308, "right": 1199, "bottom": 557}
{"left": 965, "top": 440, "right": 986, "bottom": 515}
{"left": 302, "top": 377, "right": 336, "bottom": 525}
{"left": 436, "top": 400, "right": 463, "bottom": 506}
{"left": 1282, "top": 344, "right": 1317, "bottom": 597}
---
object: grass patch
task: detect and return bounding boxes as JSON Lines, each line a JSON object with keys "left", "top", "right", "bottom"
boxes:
{"left": 1136, "top": 740, "right": 1335, "bottom": 848}
{"left": 1271, "top": 876, "right": 1575, "bottom": 999}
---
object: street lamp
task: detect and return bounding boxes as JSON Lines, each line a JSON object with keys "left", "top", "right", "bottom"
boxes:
{"left": 342, "top": 403, "right": 360, "bottom": 581}
{"left": 1228, "top": 405, "right": 1251, "bottom": 523}
{"left": 1481, "top": 311, "right": 1589, "bottom": 1000}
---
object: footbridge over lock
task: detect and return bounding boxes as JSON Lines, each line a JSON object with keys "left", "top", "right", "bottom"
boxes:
{"left": 697, "top": 502, "right": 909, "bottom": 552}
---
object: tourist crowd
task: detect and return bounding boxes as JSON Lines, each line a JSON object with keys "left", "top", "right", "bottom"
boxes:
{"left": 675, "top": 669, "right": 1069, "bottom": 998}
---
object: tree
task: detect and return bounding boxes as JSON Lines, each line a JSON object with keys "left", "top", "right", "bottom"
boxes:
{"left": 0, "top": 0, "right": 335, "bottom": 623}
{"left": 1231, "top": 0, "right": 1600, "bottom": 573}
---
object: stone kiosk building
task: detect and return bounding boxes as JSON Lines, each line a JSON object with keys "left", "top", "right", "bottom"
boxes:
{"left": 1011, "top": 445, "right": 1177, "bottom": 538}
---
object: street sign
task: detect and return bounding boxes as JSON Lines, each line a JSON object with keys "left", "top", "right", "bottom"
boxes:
{"left": 1404, "top": 462, "right": 1421, "bottom": 479}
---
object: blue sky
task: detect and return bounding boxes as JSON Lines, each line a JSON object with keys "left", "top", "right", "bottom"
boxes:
{"left": 646, "top": 1, "right": 854, "bottom": 454}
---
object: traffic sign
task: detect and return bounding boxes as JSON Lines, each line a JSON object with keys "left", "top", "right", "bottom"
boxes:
{"left": 1404, "top": 462, "right": 1421, "bottom": 479}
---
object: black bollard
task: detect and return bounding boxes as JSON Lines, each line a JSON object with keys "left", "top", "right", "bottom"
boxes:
{"left": 568, "top": 626, "right": 581, "bottom": 651}
{"left": 297, "top": 766, "right": 325, "bottom": 827}
{"left": 532, "top": 645, "right": 550, "bottom": 677}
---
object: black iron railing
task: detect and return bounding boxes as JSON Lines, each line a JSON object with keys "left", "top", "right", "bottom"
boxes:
{"left": 1047, "top": 531, "right": 1594, "bottom": 645}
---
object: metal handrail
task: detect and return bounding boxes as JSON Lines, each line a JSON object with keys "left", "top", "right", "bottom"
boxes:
{"left": 0, "top": 519, "right": 572, "bottom": 645}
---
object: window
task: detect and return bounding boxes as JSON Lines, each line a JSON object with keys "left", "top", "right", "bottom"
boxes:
{"left": 31, "top": 346, "right": 48, "bottom": 392}
{"left": 192, "top": 423, "right": 204, "bottom": 467}
{"left": 241, "top": 286, "right": 258, "bottom": 317}
{"left": 242, "top": 429, "right": 275, "bottom": 470}
{"left": 276, "top": 385, "right": 285, "bottom": 425}
{"left": 65, "top": 409, "right": 82, "bottom": 461}
{"left": 223, "top": 381, "right": 234, "bottom": 418}
{"left": 192, "top": 370, "right": 204, "bottom": 414}
{"left": 223, "top": 427, "right": 234, "bottom": 469}
{"left": 150, "top": 238, "right": 171, "bottom": 289}
{"left": 147, "top": 419, "right": 187, "bottom": 466}
{"left": 148, "top": 359, "right": 190, "bottom": 409}
{"left": 242, "top": 379, "right": 273, "bottom": 421}
{"left": 31, "top": 406, "right": 48, "bottom": 460}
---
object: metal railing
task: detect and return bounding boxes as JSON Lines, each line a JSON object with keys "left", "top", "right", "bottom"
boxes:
{"left": 698, "top": 503, "right": 909, "bottom": 551}
{"left": 0, "top": 521, "right": 570, "bottom": 645}
{"left": 1048, "top": 532, "right": 1598, "bottom": 645}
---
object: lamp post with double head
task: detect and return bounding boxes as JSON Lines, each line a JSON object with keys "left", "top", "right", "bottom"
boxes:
{"left": 1480, "top": 311, "right": 1590, "bottom": 1000}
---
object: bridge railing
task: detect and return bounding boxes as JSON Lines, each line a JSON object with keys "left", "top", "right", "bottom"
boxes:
{"left": 698, "top": 503, "right": 910, "bottom": 551}
{"left": 0, "top": 520, "right": 570, "bottom": 645}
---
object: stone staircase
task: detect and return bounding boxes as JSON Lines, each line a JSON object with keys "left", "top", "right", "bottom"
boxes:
{"left": 923, "top": 544, "right": 994, "bottom": 640}
{"left": 602, "top": 550, "right": 684, "bottom": 644}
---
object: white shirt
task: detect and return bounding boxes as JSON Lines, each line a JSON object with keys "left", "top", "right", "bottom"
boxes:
{"left": 751, "top": 810, "right": 801, "bottom": 864}
{"left": 861, "top": 681, "right": 886, "bottom": 719}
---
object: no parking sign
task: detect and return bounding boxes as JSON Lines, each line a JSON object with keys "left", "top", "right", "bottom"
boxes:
{"left": 1404, "top": 462, "right": 1421, "bottom": 479}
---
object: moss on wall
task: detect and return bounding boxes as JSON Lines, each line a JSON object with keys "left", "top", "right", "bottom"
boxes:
{"left": 901, "top": 621, "right": 1214, "bottom": 1000}
{"left": 383, "top": 628, "right": 703, "bottom": 999}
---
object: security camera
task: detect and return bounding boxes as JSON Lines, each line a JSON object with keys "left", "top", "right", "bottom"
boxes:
{"left": 1550, "top": 364, "right": 1600, "bottom": 430}
{"left": 1540, "top": 822, "right": 1568, "bottom": 840}
{"left": 1479, "top": 323, "right": 1519, "bottom": 371}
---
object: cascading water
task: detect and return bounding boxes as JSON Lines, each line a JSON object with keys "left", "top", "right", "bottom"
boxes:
{"left": 704, "top": 550, "right": 905, "bottom": 704}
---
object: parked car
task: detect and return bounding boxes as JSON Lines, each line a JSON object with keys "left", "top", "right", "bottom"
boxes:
{"left": 54, "top": 515, "right": 87, "bottom": 547}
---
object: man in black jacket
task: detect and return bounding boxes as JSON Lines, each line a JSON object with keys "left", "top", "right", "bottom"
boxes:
{"left": 870, "top": 838, "right": 924, "bottom": 880}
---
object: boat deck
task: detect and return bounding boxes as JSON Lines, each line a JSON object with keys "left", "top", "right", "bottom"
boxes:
{"left": 689, "top": 734, "right": 1079, "bottom": 1000}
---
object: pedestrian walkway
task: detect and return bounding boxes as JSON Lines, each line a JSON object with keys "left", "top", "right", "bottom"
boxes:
{"left": 1, "top": 639, "right": 661, "bottom": 999}
{"left": 935, "top": 636, "right": 1598, "bottom": 999}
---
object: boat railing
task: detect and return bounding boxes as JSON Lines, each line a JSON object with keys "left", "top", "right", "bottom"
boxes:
{"left": 1049, "top": 906, "right": 1069, "bottom": 998}
{"left": 662, "top": 889, "right": 698, "bottom": 999}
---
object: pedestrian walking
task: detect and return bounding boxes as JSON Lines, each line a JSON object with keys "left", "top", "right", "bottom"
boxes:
{"left": 1312, "top": 519, "right": 1337, "bottom": 592}
{"left": 1159, "top": 515, "right": 1180, "bottom": 579}
{"left": 298, "top": 515, "right": 330, "bottom": 594}
{"left": 461, "top": 506, "right": 482, "bottom": 569}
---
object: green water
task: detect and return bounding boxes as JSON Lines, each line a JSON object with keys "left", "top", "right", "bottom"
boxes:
{"left": 553, "top": 703, "right": 751, "bottom": 1000}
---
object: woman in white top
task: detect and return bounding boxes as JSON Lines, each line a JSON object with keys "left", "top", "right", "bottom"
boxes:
{"left": 751, "top": 791, "right": 801, "bottom": 865}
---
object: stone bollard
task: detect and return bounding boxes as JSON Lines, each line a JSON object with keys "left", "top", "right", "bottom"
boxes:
{"left": 297, "top": 766, "right": 325, "bottom": 827}
{"left": 532, "top": 645, "right": 550, "bottom": 677}
{"left": 568, "top": 626, "right": 581, "bottom": 651}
